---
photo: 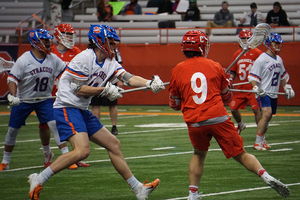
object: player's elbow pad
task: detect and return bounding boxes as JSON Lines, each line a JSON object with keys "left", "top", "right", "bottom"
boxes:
{"left": 169, "top": 95, "right": 181, "bottom": 110}
{"left": 221, "top": 90, "right": 233, "bottom": 104}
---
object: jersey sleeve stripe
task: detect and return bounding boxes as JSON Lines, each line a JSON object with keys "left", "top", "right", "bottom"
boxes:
{"left": 281, "top": 71, "right": 287, "bottom": 78}
{"left": 56, "top": 66, "right": 66, "bottom": 79}
{"left": 66, "top": 67, "right": 88, "bottom": 78}
{"left": 249, "top": 73, "right": 261, "bottom": 81}
{"left": 7, "top": 74, "right": 20, "bottom": 83}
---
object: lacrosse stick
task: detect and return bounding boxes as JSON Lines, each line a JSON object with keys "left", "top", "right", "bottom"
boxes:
{"left": 120, "top": 82, "right": 170, "bottom": 94}
{"left": 232, "top": 82, "right": 250, "bottom": 87}
{"left": 225, "top": 23, "right": 271, "bottom": 73}
{"left": 0, "top": 96, "right": 56, "bottom": 103}
{"left": 229, "top": 89, "right": 285, "bottom": 95}
{"left": 0, "top": 56, "right": 15, "bottom": 74}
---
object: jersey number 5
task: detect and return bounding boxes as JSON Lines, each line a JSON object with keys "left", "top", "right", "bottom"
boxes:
{"left": 239, "top": 63, "right": 252, "bottom": 81}
{"left": 191, "top": 72, "right": 207, "bottom": 105}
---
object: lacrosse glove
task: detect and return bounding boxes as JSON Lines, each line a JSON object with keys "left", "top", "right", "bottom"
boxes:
{"left": 146, "top": 75, "right": 165, "bottom": 93}
{"left": 99, "top": 82, "right": 124, "bottom": 101}
{"left": 7, "top": 94, "right": 20, "bottom": 106}
{"left": 283, "top": 84, "right": 295, "bottom": 100}
{"left": 253, "top": 85, "right": 267, "bottom": 97}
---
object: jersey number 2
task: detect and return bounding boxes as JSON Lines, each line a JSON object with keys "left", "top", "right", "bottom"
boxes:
{"left": 191, "top": 72, "right": 207, "bottom": 104}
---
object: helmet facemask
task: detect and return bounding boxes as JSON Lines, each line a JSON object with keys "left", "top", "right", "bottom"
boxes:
{"left": 57, "top": 30, "right": 75, "bottom": 49}
{"left": 29, "top": 30, "right": 53, "bottom": 54}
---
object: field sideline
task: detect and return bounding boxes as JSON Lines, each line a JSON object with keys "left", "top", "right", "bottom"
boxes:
{"left": 0, "top": 105, "right": 299, "bottom": 200}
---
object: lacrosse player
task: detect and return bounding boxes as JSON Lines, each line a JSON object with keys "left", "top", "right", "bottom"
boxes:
{"left": 248, "top": 33, "right": 295, "bottom": 150}
{"left": 169, "top": 30, "right": 290, "bottom": 200}
{"left": 38, "top": 23, "right": 90, "bottom": 169}
{"left": 0, "top": 29, "right": 74, "bottom": 171}
{"left": 28, "top": 24, "right": 164, "bottom": 200}
{"left": 229, "top": 30, "right": 263, "bottom": 134}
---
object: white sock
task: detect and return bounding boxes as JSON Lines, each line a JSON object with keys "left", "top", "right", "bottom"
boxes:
{"left": 189, "top": 185, "right": 198, "bottom": 196}
{"left": 42, "top": 144, "right": 51, "bottom": 155}
{"left": 255, "top": 133, "right": 264, "bottom": 143}
{"left": 2, "top": 151, "right": 12, "bottom": 164}
{"left": 238, "top": 121, "right": 244, "bottom": 126}
{"left": 60, "top": 146, "right": 69, "bottom": 154}
{"left": 258, "top": 168, "right": 272, "bottom": 183}
{"left": 126, "top": 175, "right": 140, "bottom": 189}
{"left": 37, "top": 166, "right": 54, "bottom": 186}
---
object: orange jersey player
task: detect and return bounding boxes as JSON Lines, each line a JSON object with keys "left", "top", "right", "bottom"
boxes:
{"left": 168, "top": 29, "right": 290, "bottom": 200}
{"left": 229, "top": 30, "right": 262, "bottom": 134}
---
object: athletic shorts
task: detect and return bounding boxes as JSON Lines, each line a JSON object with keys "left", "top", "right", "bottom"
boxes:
{"left": 9, "top": 99, "right": 55, "bottom": 128}
{"left": 53, "top": 107, "right": 103, "bottom": 141}
{"left": 229, "top": 92, "right": 259, "bottom": 110}
{"left": 257, "top": 96, "right": 278, "bottom": 115}
{"left": 187, "top": 118, "right": 244, "bottom": 159}
{"left": 90, "top": 95, "right": 117, "bottom": 106}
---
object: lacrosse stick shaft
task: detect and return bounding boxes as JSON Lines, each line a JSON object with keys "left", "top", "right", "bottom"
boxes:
{"left": 232, "top": 82, "right": 250, "bottom": 87}
{"left": 120, "top": 82, "right": 170, "bottom": 94}
{"left": 225, "top": 48, "right": 249, "bottom": 73}
{"left": 230, "top": 89, "right": 285, "bottom": 95}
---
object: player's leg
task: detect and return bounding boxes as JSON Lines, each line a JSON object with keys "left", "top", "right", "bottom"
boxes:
{"left": 107, "top": 98, "right": 118, "bottom": 135}
{"left": 0, "top": 103, "right": 32, "bottom": 170}
{"left": 38, "top": 123, "right": 54, "bottom": 168}
{"left": 250, "top": 94, "right": 262, "bottom": 125}
{"left": 233, "top": 151, "right": 290, "bottom": 197}
{"left": 188, "top": 149, "right": 207, "bottom": 200}
{"left": 230, "top": 96, "right": 247, "bottom": 134}
{"left": 90, "top": 95, "right": 102, "bottom": 119}
{"left": 90, "top": 125, "right": 159, "bottom": 199}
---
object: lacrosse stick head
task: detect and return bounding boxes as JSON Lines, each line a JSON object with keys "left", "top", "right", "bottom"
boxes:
{"left": 28, "top": 29, "right": 53, "bottom": 54}
{"left": 54, "top": 23, "right": 76, "bottom": 49}
{"left": 246, "top": 23, "right": 271, "bottom": 50}
{"left": 181, "top": 30, "right": 210, "bottom": 58}
{"left": 264, "top": 33, "right": 284, "bottom": 55}
{"left": 0, "top": 57, "right": 14, "bottom": 75}
{"left": 238, "top": 30, "right": 253, "bottom": 49}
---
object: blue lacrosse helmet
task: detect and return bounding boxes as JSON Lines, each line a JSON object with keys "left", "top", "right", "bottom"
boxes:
{"left": 28, "top": 29, "right": 53, "bottom": 54}
{"left": 88, "top": 24, "right": 120, "bottom": 59}
{"left": 264, "top": 33, "right": 284, "bottom": 55}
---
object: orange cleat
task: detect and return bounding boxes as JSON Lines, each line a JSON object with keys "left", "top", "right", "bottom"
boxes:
{"left": 0, "top": 163, "right": 9, "bottom": 171}
{"left": 68, "top": 163, "right": 78, "bottom": 170}
{"left": 76, "top": 161, "right": 90, "bottom": 167}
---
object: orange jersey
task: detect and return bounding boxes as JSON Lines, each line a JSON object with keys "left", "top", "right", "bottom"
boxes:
{"left": 51, "top": 45, "right": 81, "bottom": 65}
{"left": 169, "top": 57, "right": 229, "bottom": 124}
{"left": 230, "top": 48, "right": 262, "bottom": 90}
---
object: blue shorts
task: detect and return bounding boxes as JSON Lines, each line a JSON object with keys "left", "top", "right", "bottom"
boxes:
{"left": 257, "top": 96, "right": 278, "bottom": 115}
{"left": 53, "top": 107, "right": 103, "bottom": 141}
{"left": 9, "top": 99, "right": 55, "bottom": 128}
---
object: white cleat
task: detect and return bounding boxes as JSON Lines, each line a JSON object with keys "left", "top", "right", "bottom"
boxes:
{"left": 264, "top": 176, "right": 290, "bottom": 197}
{"left": 28, "top": 173, "right": 43, "bottom": 200}
{"left": 253, "top": 142, "right": 267, "bottom": 150}
{"left": 44, "top": 152, "right": 54, "bottom": 168}
{"left": 237, "top": 123, "right": 246, "bottom": 134}
{"left": 188, "top": 194, "right": 202, "bottom": 200}
{"left": 134, "top": 178, "right": 160, "bottom": 200}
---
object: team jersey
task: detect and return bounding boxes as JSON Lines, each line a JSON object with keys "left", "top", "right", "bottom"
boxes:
{"left": 54, "top": 48, "right": 125, "bottom": 110}
{"left": 248, "top": 52, "right": 289, "bottom": 98}
{"left": 51, "top": 45, "right": 81, "bottom": 65}
{"left": 230, "top": 48, "right": 263, "bottom": 90}
{"left": 7, "top": 51, "right": 66, "bottom": 103}
{"left": 169, "top": 56, "right": 229, "bottom": 124}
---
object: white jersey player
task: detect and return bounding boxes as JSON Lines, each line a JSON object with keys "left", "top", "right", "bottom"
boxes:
{"left": 248, "top": 33, "right": 295, "bottom": 151}
{"left": 28, "top": 24, "right": 164, "bottom": 200}
{"left": 0, "top": 29, "right": 73, "bottom": 171}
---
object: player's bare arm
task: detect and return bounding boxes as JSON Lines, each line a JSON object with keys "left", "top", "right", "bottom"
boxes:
{"left": 8, "top": 81, "right": 17, "bottom": 96}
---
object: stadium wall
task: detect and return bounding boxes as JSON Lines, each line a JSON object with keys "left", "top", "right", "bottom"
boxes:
{"left": 3, "top": 42, "right": 300, "bottom": 105}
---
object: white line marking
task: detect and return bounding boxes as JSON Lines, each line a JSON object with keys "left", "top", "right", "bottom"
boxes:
{"left": 135, "top": 123, "right": 187, "bottom": 128}
{"left": 153, "top": 147, "right": 176, "bottom": 150}
{"left": 164, "top": 183, "right": 300, "bottom": 200}
{"left": 270, "top": 148, "right": 293, "bottom": 152}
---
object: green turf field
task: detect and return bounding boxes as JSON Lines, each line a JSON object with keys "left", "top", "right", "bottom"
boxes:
{"left": 0, "top": 105, "right": 299, "bottom": 200}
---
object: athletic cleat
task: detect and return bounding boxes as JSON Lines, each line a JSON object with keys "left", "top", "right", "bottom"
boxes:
{"left": 111, "top": 126, "right": 118, "bottom": 135}
{"left": 263, "top": 139, "right": 271, "bottom": 148}
{"left": 76, "top": 161, "right": 90, "bottom": 167}
{"left": 28, "top": 173, "right": 43, "bottom": 200}
{"left": 134, "top": 178, "right": 160, "bottom": 200}
{"left": 253, "top": 142, "right": 267, "bottom": 150}
{"left": 264, "top": 176, "right": 290, "bottom": 197}
{"left": 188, "top": 194, "right": 202, "bottom": 200}
{"left": 44, "top": 152, "right": 54, "bottom": 168}
{"left": 0, "top": 163, "right": 9, "bottom": 171}
{"left": 68, "top": 163, "right": 78, "bottom": 170}
{"left": 237, "top": 123, "right": 246, "bottom": 134}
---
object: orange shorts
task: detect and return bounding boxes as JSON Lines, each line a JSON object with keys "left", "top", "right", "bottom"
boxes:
{"left": 187, "top": 118, "right": 244, "bottom": 159}
{"left": 229, "top": 92, "right": 259, "bottom": 110}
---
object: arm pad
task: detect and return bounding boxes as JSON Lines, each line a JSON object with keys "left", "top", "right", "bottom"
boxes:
{"left": 221, "top": 90, "right": 233, "bottom": 104}
{"left": 70, "top": 79, "right": 84, "bottom": 94}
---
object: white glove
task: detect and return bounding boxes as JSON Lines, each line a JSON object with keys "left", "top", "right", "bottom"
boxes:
{"left": 99, "top": 82, "right": 124, "bottom": 101}
{"left": 283, "top": 84, "right": 295, "bottom": 100}
{"left": 7, "top": 94, "right": 20, "bottom": 106}
{"left": 146, "top": 75, "right": 165, "bottom": 93}
{"left": 252, "top": 85, "right": 267, "bottom": 97}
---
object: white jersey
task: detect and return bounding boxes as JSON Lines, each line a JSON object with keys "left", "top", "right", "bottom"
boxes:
{"left": 7, "top": 51, "right": 66, "bottom": 103}
{"left": 248, "top": 52, "right": 289, "bottom": 98}
{"left": 54, "top": 49, "right": 125, "bottom": 110}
